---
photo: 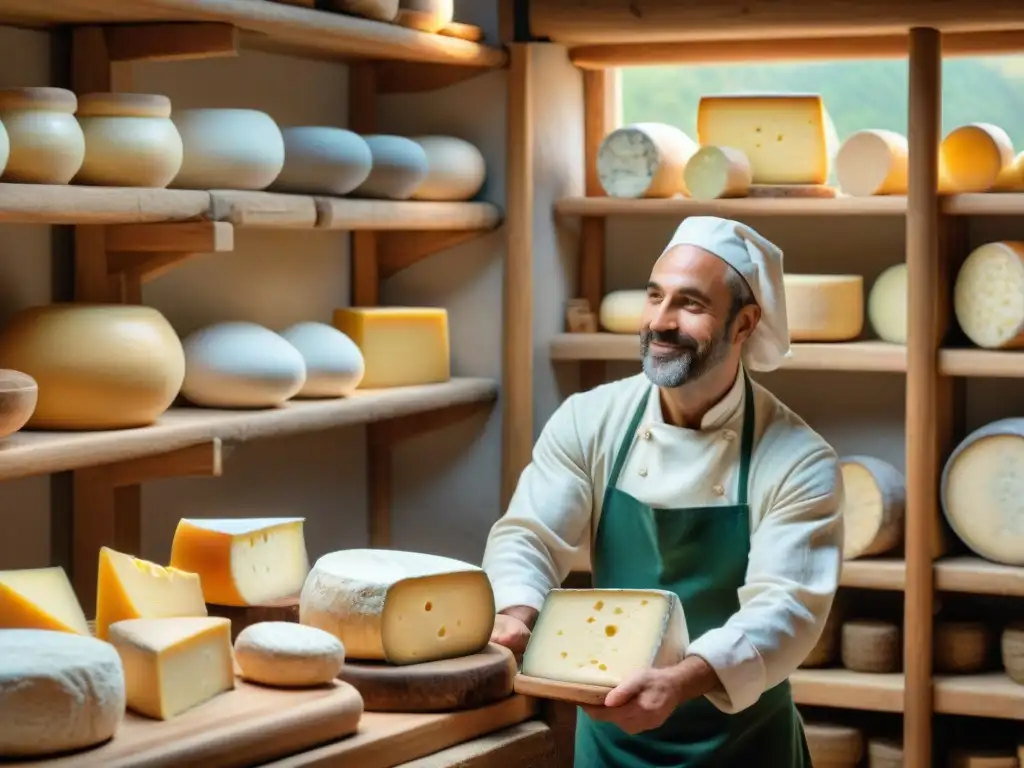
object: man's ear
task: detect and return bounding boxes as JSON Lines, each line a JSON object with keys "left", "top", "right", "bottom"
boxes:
{"left": 733, "top": 305, "right": 761, "bottom": 344}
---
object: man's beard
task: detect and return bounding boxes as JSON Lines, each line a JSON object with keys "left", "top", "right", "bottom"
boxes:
{"left": 640, "top": 325, "right": 731, "bottom": 388}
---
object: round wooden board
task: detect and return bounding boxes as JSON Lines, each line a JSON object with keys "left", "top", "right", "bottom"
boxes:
{"left": 339, "top": 643, "right": 517, "bottom": 712}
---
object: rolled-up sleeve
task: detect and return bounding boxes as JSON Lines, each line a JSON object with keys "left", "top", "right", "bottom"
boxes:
{"left": 482, "top": 397, "right": 593, "bottom": 613}
{"left": 686, "top": 444, "right": 843, "bottom": 714}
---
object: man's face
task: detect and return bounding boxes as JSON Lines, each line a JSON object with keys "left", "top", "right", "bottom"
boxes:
{"left": 640, "top": 245, "right": 743, "bottom": 388}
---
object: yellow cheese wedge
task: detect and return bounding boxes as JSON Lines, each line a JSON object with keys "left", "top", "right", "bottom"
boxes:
{"left": 108, "top": 616, "right": 235, "bottom": 720}
{"left": 0, "top": 566, "right": 89, "bottom": 634}
{"left": 332, "top": 307, "right": 450, "bottom": 389}
{"left": 95, "top": 546, "right": 207, "bottom": 640}
{"left": 169, "top": 517, "right": 310, "bottom": 607}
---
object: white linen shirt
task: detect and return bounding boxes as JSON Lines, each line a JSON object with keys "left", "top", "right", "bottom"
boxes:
{"left": 482, "top": 371, "right": 844, "bottom": 715}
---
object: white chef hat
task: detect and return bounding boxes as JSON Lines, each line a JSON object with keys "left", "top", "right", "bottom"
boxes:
{"left": 659, "top": 216, "right": 790, "bottom": 372}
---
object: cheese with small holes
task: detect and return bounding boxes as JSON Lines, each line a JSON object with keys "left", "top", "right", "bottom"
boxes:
{"left": 934, "top": 621, "right": 990, "bottom": 674}
{"left": 332, "top": 307, "right": 450, "bottom": 389}
{"left": 940, "top": 123, "right": 1014, "bottom": 193}
{"left": 868, "top": 738, "right": 903, "bottom": 768}
{"left": 0, "top": 629, "right": 126, "bottom": 757}
{"left": 596, "top": 123, "right": 698, "bottom": 199}
{"left": 95, "top": 546, "right": 207, "bottom": 641}
{"left": 942, "top": 418, "right": 1024, "bottom": 566}
{"left": 169, "top": 517, "right": 310, "bottom": 607}
{"left": 0, "top": 565, "right": 89, "bottom": 634}
{"left": 783, "top": 274, "right": 864, "bottom": 342}
{"left": 683, "top": 145, "right": 752, "bottom": 201}
{"left": 696, "top": 94, "right": 839, "bottom": 185}
{"left": 949, "top": 750, "right": 1019, "bottom": 768}
{"left": 803, "top": 723, "right": 864, "bottom": 767}
{"left": 841, "top": 620, "right": 900, "bottom": 673}
{"left": 234, "top": 621, "right": 346, "bottom": 688}
{"left": 299, "top": 549, "right": 495, "bottom": 665}
{"left": 868, "top": 264, "right": 907, "bottom": 344}
{"left": 522, "top": 589, "right": 688, "bottom": 688}
{"left": 598, "top": 290, "right": 645, "bottom": 334}
{"left": 839, "top": 456, "right": 905, "bottom": 560}
{"left": 954, "top": 241, "right": 1024, "bottom": 349}
{"left": 108, "top": 616, "right": 235, "bottom": 720}
{"left": 835, "top": 129, "right": 908, "bottom": 197}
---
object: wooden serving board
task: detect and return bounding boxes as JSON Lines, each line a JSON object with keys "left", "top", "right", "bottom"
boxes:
{"left": 513, "top": 674, "right": 612, "bottom": 706}
{"left": 6, "top": 680, "right": 363, "bottom": 768}
{"left": 339, "top": 643, "right": 517, "bottom": 712}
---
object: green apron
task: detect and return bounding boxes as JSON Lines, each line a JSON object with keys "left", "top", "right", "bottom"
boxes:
{"left": 574, "top": 373, "right": 812, "bottom": 767}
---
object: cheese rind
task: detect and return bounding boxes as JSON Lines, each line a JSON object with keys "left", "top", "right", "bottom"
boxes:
{"left": 804, "top": 723, "right": 864, "bottom": 767}
{"left": 934, "top": 621, "right": 990, "bottom": 674}
{"left": 783, "top": 274, "right": 864, "bottom": 342}
{"left": 95, "top": 546, "right": 208, "bottom": 640}
{"left": 954, "top": 241, "right": 1024, "bottom": 349}
{"left": 331, "top": 307, "right": 450, "bottom": 389}
{"left": 522, "top": 588, "right": 688, "bottom": 687}
{"left": 598, "top": 290, "right": 645, "bottom": 334}
{"left": 868, "top": 264, "right": 908, "bottom": 344}
{"left": 683, "top": 145, "right": 752, "bottom": 201}
{"left": 839, "top": 455, "right": 905, "bottom": 560}
{"left": 696, "top": 94, "right": 838, "bottom": 185}
{"left": 0, "top": 565, "right": 89, "bottom": 634}
{"left": 596, "top": 122, "right": 698, "bottom": 199}
{"left": 169, "top": 517, "right": 310, "bottom": 607}
{"left": 234, "top": 621, "right": 346, "bottom": 688}
{"left": 940, "top": 122, "right": 1015, "bottom": 193}
{"left": 841, "top": 620, "right": 900, "bottom": 673}
{"left": 299, "top": 548, "right": 495, "bottom": 665}
{"left": 835, "top": 129, "right": 908, "bottom": 197}
{"left": 108, "top": 616, "right": 235, "bottom": 720}
{"left": 0, "top": 629, "right": 126, "bottom": 757}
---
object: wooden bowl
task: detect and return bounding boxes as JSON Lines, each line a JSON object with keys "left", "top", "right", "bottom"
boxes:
{"left": 0, "top": 369, "right": 37, "bottom": 438}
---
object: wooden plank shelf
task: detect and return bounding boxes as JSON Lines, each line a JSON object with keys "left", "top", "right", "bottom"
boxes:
{"left": 939, "top": 348, "right": 1024, "bottom": 378}
{"left": 943, "top": 193, "right": 1024, "bottom": 215}
{"left": 551, "top": 334, "right": 907, "bottom": 373}
{"left": 934, "top": 673, "right": 1024, "bottom": 720}
{"left": 554, "top": 196, "right": 907, "bottom": 217}
{"left": 790, "top": 669, "right": 905, "bottom": 713}
{"left": 841, "top": 557, "right": 906, "bottom": 590}
{"left": 0, "top": 378, "right": 497, "bottom": 482}
{"left": 934, "top": 556, "right": 1024, "bottom": 597}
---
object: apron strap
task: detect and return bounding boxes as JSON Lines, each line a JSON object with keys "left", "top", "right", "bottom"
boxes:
{"left": 736, "top": 371, "right": 755, "bottom": 507}
{"left": 606, "top": 387, "right": 652, "bottom": 493}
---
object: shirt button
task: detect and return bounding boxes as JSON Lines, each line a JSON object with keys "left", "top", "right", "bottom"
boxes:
{"left": 722, "top": 431, "right": 735, "bottom": 442}
{"left": 638, "top": 468, "right": 648, "bottom": 477}
{"left": 641, "top": 430, "right": 652, "bottom": 440}
{"left": 712, "top": 484, "right": 725, "bottom": 495}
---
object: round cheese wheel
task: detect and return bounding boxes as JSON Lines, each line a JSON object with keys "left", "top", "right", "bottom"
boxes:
{"left": 279, "top": 322, "right": 365, "bottom": 398}
{"left": 598, "top": 290, "right": 645, "bottom": 334}
{"left": 839, "top": 455, "right": 905, "bottom": 560}
{"left": 234, "top": 621, "right": 345, "bottom": 688}
{"left": 0, "top": 369, "right": 37, "bottom": 438}
{"left": 410, "top": 136, "right": 486, "bottom": 201}
{"left": 941, "top": 418, "right": 1024, "bottom": 565}
{"left": 0, "top": 304, "right": 184, "bottom": 430}
{"left": 181, "top": 322, "right": 307, "bottom": 408}
{"left": 0, "top": 87, "right": 82, "bottom": 185}
{"left": 867, "top": 264, "right": 907, "bottom": 344}
{"left": 0, "top": 629, "right": 126, "bottom": 757}
{"left": 841, "top": 620, "right": 900, "bottom": 673}
{"left": 835, "top": 129, "right": 908, "bottom": 197}
{"left": 353, "top": 135, "right": 429, "bottom": 200}
{"left": 783, "top": 274, "right": 864, "bottom": 342}
{"left": 940, "top": 122, "right": 1015, "bottom": 193}
{"left": 271, "top": 127, "right": 372, "bottom": 196}
{"left": 171, "top": 108, "right": 285, "bottom": 190}
{"left": 683, "top": 145, "right": 752, "bottom": 201}
{"left": 803, "top": 722, "right": 864, "bottom": 767}
{"left": 867, "top": 737, "right": 903, "bottom": 768}
{"left": 954, "top": 241, "right": 1024, "bottom": 349}
{"left": 395, "top": 0, "right": 454, "bottom": 32}
{"left": 596, "top": 123, "right": 698, "bottom": 199}
{"left": 934, "top": 621, "right": 991, "bottom": 674}
{"left": 1002, "top": 623, "right": 1024, "bottom": 684}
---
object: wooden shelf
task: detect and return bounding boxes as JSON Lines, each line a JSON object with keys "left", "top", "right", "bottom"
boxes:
{"left": 934, "top": 556, "right": 1024, "bottom": 597}
{"left": 0, "top": 0, "right": 507, "bottom": 68}
{"left": 554, "top": 196, "right": 907, "bottom": 217}
{"left": 551, "top": 334, "right": 907, "bottom": 373}
{"left": 0, "top": 378, "right": 497, "bottom": 482}
{"left": 841, "top": 557, "right": 906, "bottom": 590}
{"left": 939, "top": 348, "right": 1024, "bottom": 378}
{"left": 943, "top": 193, "right": 1024, "bottom": 216}
{"left": 934, "top": 673, "right": 1024, "bottom": 720}
{"left": 790, "top": 669, "right": 905, "bottom": 713}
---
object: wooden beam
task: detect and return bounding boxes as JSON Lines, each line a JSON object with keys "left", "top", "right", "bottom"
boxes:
{"left": 374, "top": 61, "right": 494, "bottom": 95}
{"left": 105, "top": 222, "right": 234, "bottom": 283}
{"left": 104, "top": 22, "right": 239, "bottom": 62}
{"left": 370, "top": 401, "right": 492, "bottom": 446}
{"left": 103, "top": 439, "right": 228, "bottom": 487}
{"left": 377, "top": 230, "right": 490, "bottom": 280}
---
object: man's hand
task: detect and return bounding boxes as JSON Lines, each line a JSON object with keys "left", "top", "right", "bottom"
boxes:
{"left": 490, "top": 606, "right": 538, "bottom": 659}
{"left": 581, "top": 656, "right": 719, "bottom": 735}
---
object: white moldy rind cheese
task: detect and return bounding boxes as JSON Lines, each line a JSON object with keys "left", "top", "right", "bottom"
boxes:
{"left": 299, "top": 549, "right": 495, "bottom": 665}
{"left": 783, "top": 274, "right": 864, "bottom": 342}
{"left": 0, "top": 629, "right": 126, "bottom": 757}
{"left": 942, "top": 417, "right": 1024, "bottom": 566}
{"left": 835, "top": 129, "right": 909, "bottom": 197}
{"left": 696, "top": 94, "right": 839, "bottom": 185}
{"left": 868, "top": 264, "right": 908, "bottom": 344}
{"left": 954, "top": 241, "right": 1024, "bottom": 349}
{"left": 839, "top": 455, "right": 906, "bottom": 560}
{"left": 598, "top": 290, "right": 645, "bottom": 334}
{"left": 234, "top": 621, "right": 346, "bottom": 688}
{"left": 683, "top": 145, "right": 752, "bottom": 201}
{"left": 596, "top": 123, "right": 698, "bottom": 199}
{"left": 522, "top": 589, "right": 688, "bottom": 688}
{"left": 940, "top": 122, "right": 1015, "bottom": 193}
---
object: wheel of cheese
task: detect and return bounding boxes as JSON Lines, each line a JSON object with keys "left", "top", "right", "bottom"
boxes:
{"left": 0, "top": 369, "right": 37, "bottom": 438}
{"left": 329, "top": 0, "right": 399, "bottom": 21}
{"left": 683, "top": 145, "right": 752, "bottom": 201}
{"left": 353, "top": 135, "right": 429, "bottom": 200}
{"left": 949, "top": 749, "right": 1019, "bottom": 768}
{"left": 934, "top": 620, "right": 991, "bottom": 674}
{"left": 940, "top": 122, "right": 1015, "bottom": 193}
{"left": 803, "top": 722, "right": 864, "bottom": 767}
{"left": 992, "top": 150, "right": 1024, "bottom": 191}
{"left": 410, "top": 136, "right": 486, "bottom": 201}
{"left": 598, "top": 290, "right": 645, "bottom": 334}
{"left": 0, "top": 304, "right": 184, "bottom": 430}
{"left": 841, "top": 620, "right": 900, "bottom": 673}
{"left": 234, "top": 621, "right": 346, "bottom": 688}
{"left": 800, "top": 598, "right": 843, "bottom": 668}
{"left": 299, "top": 548, "right": 495, "bottom": 665}
{"left": 0, "top": 629, "right": 126, "bottom": 757}
{"left": 839, "top": 456, "right": 905, "bottom": 560}
{"left": 0, "top": 87, "right": 82, "bottom": 184}
{"left": 270, "top": 127, "right": 372, "bottom": 196}
{"left": 867, "top": 264, "right": 907, "bottom": 344}
{"left": 395, "top": 0, "right": 454, "bottom": 32}
{"left": 279, "top": 322, "right": 365, "bottom": 398}
{"left": 171, "top": 108, "right": 285, "bottom": 190}
{"left": 867, "top": 737, "right": 903, "bottom": 768}
{"left": 835, "top": 129, "right": 908, "bottom": 197}
{"left": 181, "top": 322, "right": 307, "bottom": 408}
{"left": 783, "top": 274, "right": 864, "bottom": 342}
{"left": 596, "top": 123, "right": 698, "bottom": 199}
{"left": 1001, "top": 623, "right": 1024, "bottom": 684}
{"left": 953, "top": 241, "right": 1024, "bottom": 349}
{"left": 941, "top": 418, "right": 1024, "bottom": 565}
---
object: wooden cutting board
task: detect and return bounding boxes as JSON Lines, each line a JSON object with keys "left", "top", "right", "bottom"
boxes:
{"left": 339, "top": 643, "right": 517, "bottom": 711}
{"left": 513, "top": 674, "right": 612, "bottom": 706}
{"left": 7, "top": 680, "right": 363, "bottom": 768}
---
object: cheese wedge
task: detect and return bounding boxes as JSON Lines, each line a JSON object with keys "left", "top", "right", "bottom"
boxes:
{"left": 0, "top": 566, "right": 89, "bottom": 634}
{"left": 169, "top": 517, "right": 310, "bottom": 607}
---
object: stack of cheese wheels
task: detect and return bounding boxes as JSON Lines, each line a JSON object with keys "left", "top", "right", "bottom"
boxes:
{"left": 934, "top": 620, "right": 991, "bottom": 674}
{"left": 841, "top": 619, "right": 900, "bottom": 673}
{"left": 596, "top": 123, "right": 698, "bottom": 199}
{"left": 941, "top": 417, "right": 1024, "bottom": 565}
{"left": 783, "top": 274, "right": 864, "bottom": 342}
{"left": 868, "top": 264, "right": 908, "bottom": 344}
{"left": 953, "top": 242, "right": 1024, "bottom": 350}
{"left": 803, "top": 723, "right": 864, "bottom": 768}
{"left": 839, "top": 456, "right": 905, "bottom": 560}
{"left": 940, "top": 122, "right": 1015, "bottom": 193}
{"left": 1002, "top": 623, "right": 1024, "bottom": 684}
{"left": 835, "top": 129, "right": 908, "bottom": 197}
